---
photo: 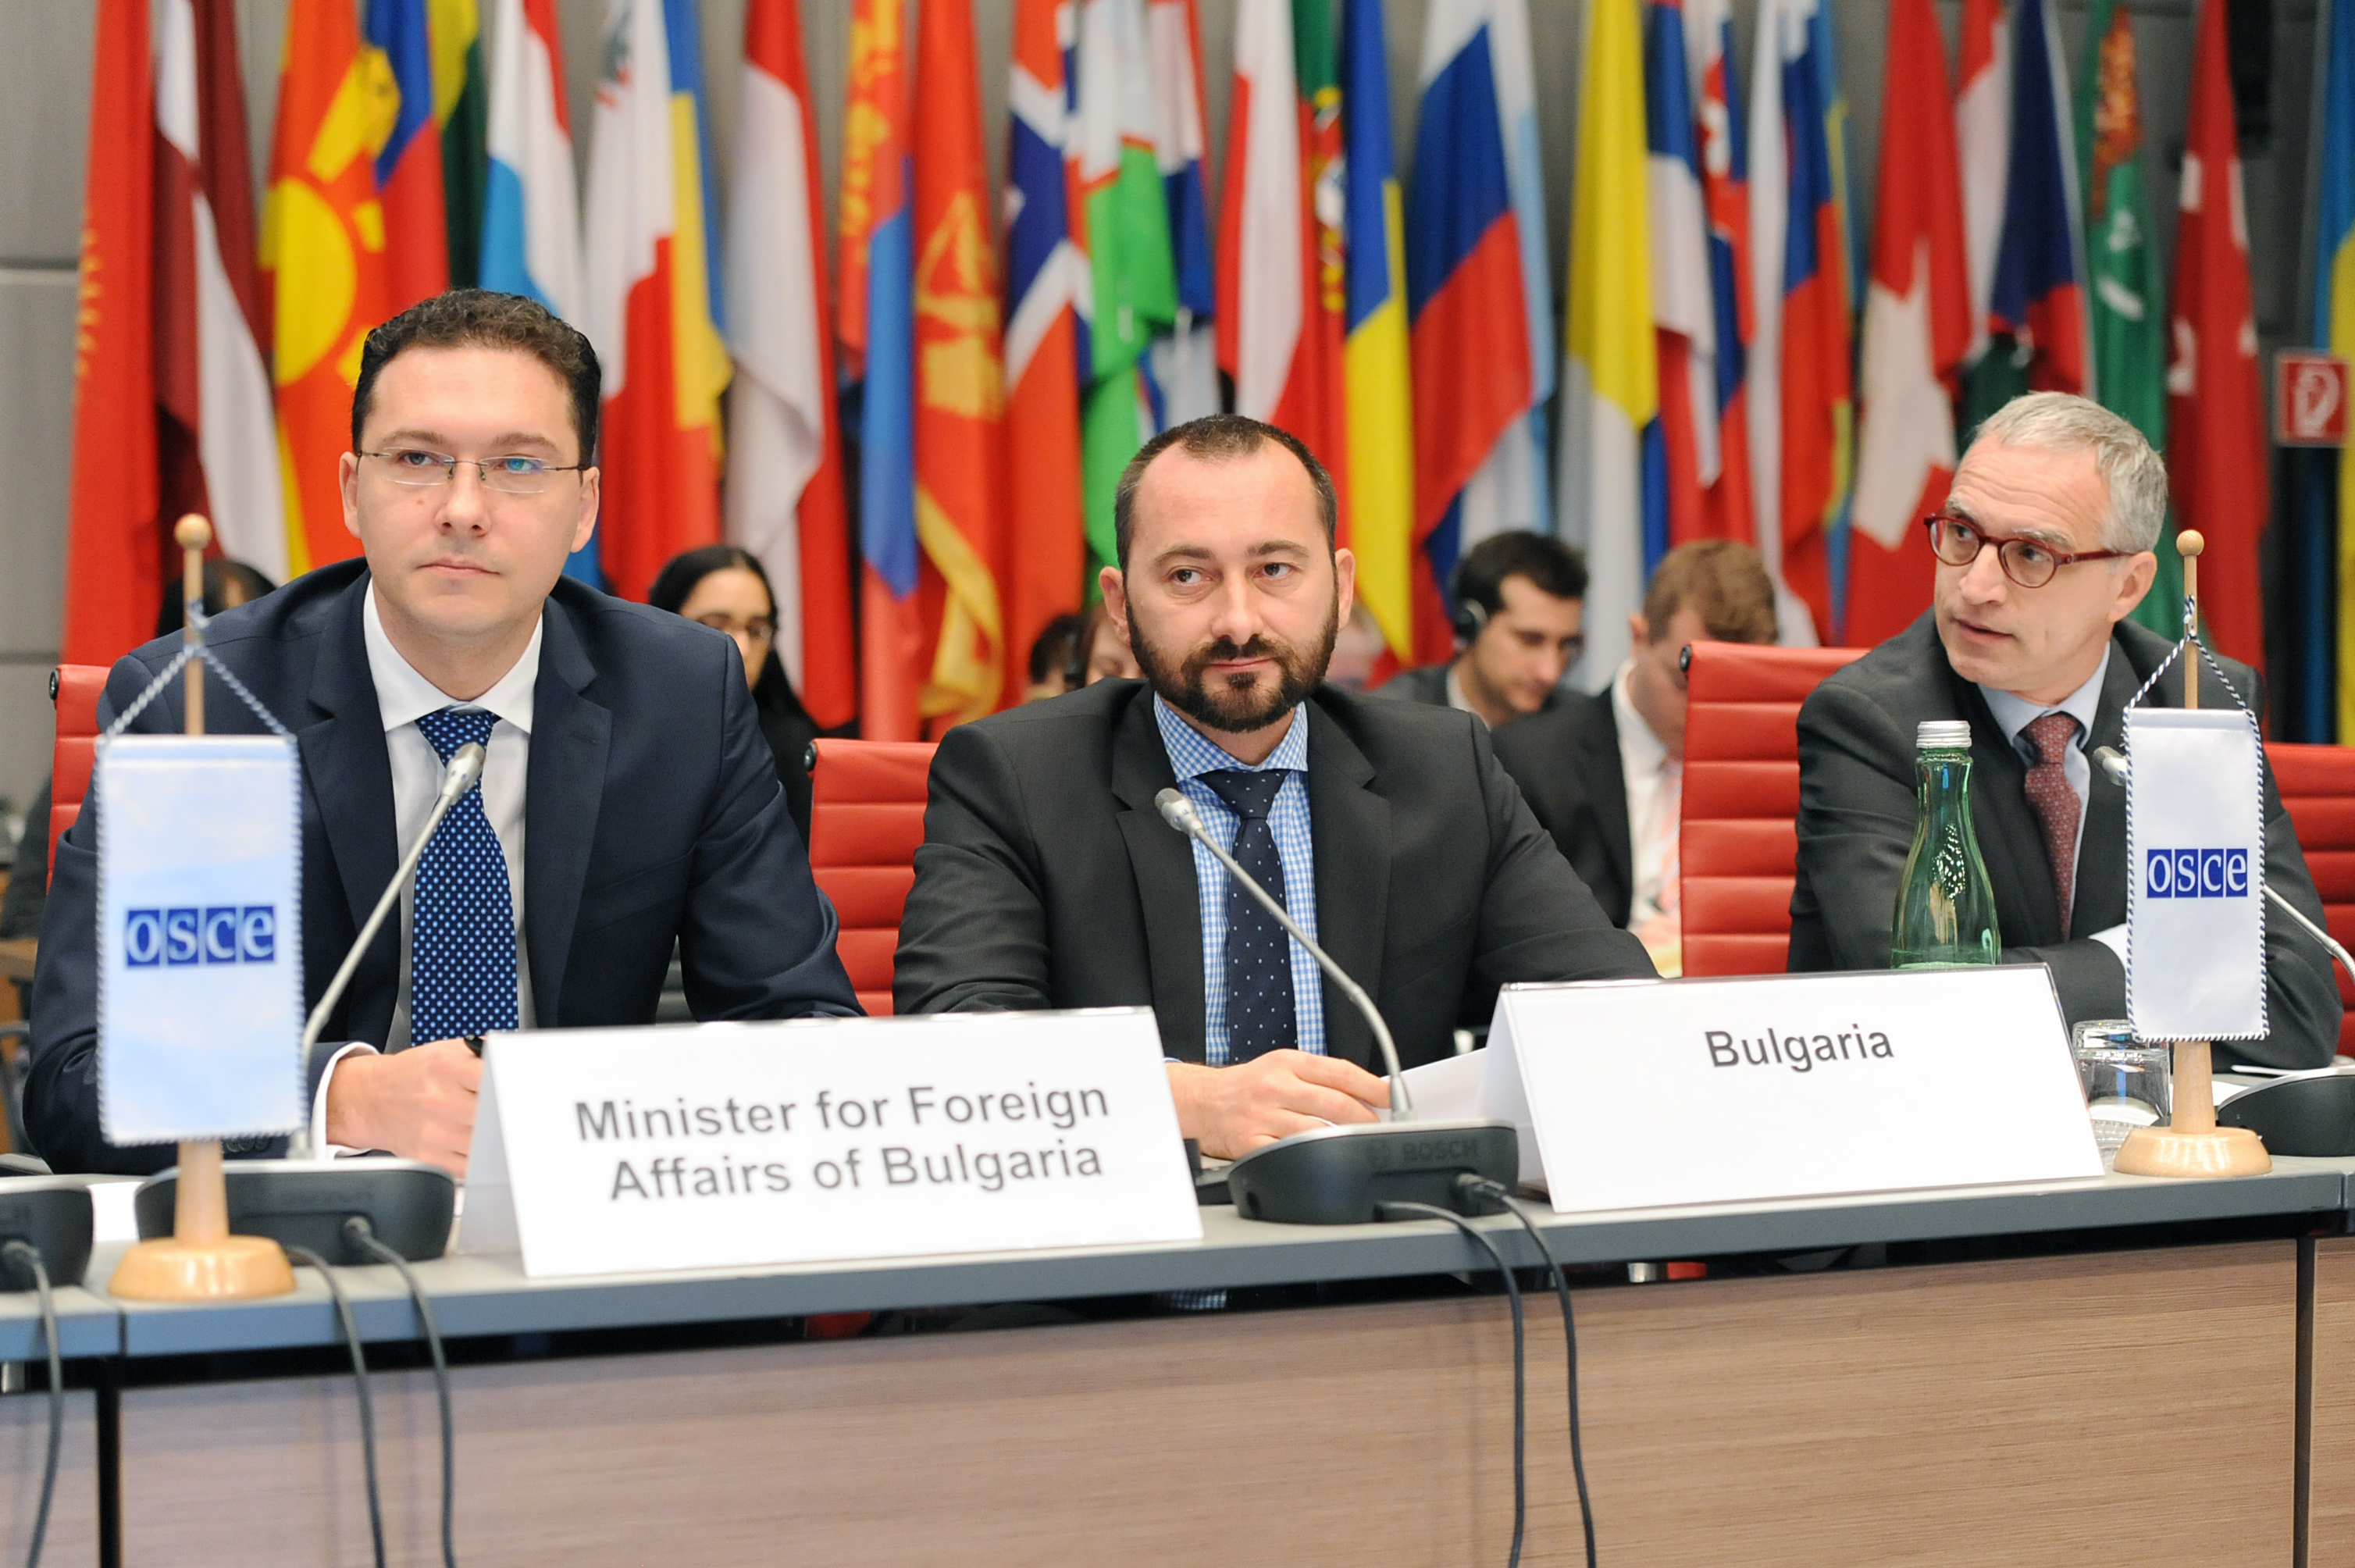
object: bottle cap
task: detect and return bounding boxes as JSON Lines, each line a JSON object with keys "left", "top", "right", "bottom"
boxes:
{"left": 1915, "top": 720, "right": 1973, "bottom": 751}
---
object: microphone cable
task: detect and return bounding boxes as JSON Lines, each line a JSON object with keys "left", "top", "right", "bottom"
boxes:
{"left": 345, "top": 1217, "right": 458, "bottom": 1568}
{"left": 1, "top": 1241, "right": 60, "bottom": 1568}
{"left": 1461, "top": 1176, "right": 1600, "bottom": 1568}
{"left": 284, "top": 1245, "right": 386, "bottom": 1568}
{"left": 1377, "top": 1202, "right": 1527, "bottom": 1568}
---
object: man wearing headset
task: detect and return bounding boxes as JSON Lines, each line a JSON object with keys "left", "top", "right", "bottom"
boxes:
{"left": 1377, "top": 532, "right": 1587, "bottom": 729}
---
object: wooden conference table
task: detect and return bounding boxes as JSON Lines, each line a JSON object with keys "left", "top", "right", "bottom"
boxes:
{"left": 9, "top": 1156, "right": 2355, "bottom": 1566}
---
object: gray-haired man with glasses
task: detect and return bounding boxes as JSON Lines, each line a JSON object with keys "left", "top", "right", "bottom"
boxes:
{"left": 28, "top": 290, "right": 859, "bottom": 1176}
{"left": 1786, "top": 392, "right": 2339, "bottom": 1067}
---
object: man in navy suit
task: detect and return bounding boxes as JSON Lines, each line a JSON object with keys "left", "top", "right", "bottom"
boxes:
{"left": 28, "top": 290, "right": 859, "bottom": 1176}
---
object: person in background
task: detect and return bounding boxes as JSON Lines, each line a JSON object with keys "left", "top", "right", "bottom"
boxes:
{"left": 1022, "top": 612, "right": 1085, "bottom": 703}
{"left": 1074, "top": 597, "right": 1142, "bottom": 686}
{"left": 648, "top": 545, "right": 825, "bottom": 843}
{"left": 1, "top": 561, "right": 283, "bottom": 951}
{"left": 1789, "top": 391, "right": 2336, "bottom": 1066}
{"left": 894, "top": 415, "right": 1651, "bottom": 1158}
{"left": 1494, "top": 540, "right": 1776, "bottom": 975}
{"left": 1379, "top": 530, "right": 1587, "bottom": 729}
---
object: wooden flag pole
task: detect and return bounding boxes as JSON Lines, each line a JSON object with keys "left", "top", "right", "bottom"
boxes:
{"left": 109, "top": 516, "right": 297, "bottom": 1301}
{"left": 2111, "top": 531, "right": 2271, "bottom": 1179}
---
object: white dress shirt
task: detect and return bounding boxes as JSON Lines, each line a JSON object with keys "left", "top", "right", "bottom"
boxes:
{"left": 1976, "top": 648, "right": 2125, "bottom": 960}
{"left": 1610, "top": 661, "right": 1678, "bottom": 928}
{"left": 312, "top": 586, "right": 543, "bottom": 1153}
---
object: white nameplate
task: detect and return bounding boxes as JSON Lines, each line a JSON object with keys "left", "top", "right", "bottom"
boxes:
{"left": 1475, "top": 968, "right": 2102, "bottom": 1213}
{"left": 457, "top": 1008, "right": 1202, "bottom": 1278}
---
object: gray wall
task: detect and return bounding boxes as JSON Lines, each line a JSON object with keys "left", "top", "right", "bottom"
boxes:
{"left": 0, "top": 0, "right": 2330, "bottom": 836}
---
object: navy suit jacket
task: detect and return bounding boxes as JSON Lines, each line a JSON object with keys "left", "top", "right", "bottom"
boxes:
{"left": 28, "top": 561, "right": 860, "bottom": 1174}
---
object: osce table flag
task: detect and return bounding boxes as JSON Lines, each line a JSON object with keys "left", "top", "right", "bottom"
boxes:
{"left": 2125, "top": 707, "right": 2267, "bottom": 1046}
{"left": 98, "top": 737, "right": 305, "bottom": 1146}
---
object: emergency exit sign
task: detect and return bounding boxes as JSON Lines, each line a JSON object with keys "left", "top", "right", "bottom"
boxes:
{"left": 2277, "top": 351, "right": 2349, "bottom": 447}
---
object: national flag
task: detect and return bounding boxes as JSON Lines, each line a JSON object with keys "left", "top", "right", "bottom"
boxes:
{"left": 1145, "top": 0, "right": 1218, "bottom": 426}
{"left": 1004, "top": 0, "right": 1088, "bottom": 707}
{"left": 661, "top": 0, "right": 731, "bottom": 450}
{"left": 366, "top": 0, "right": 450, "bottom": 309}
{"left": 2075, "top": 0, "right": 2181, "bottom": 645}
{"left": 911, "top": 0, "right": 1010, "bottom": 728}
{"left": 1406, "top": 1, "right": 1544, "bottom": 665}
{"left": 480, "top": 0, "right": 580, "bottom": 318}
{"left": 581, "top": 0, "right": 720, "bottom": 602}
{"left": 154, "top": 0, "right": 285, "bottom": 584}
{"left": 2167, "top": 0, "right": 2267, "bottom": 671}
{"left": 725, "top": 0, "right": 854, "bottom": 729}
{"left": 1846, "top": 0, "right": 1969, "bottom": 649}
{"left": 1074, "top": 0, "right": 1178, "bottom": 573}
{"left": 262, "top": 0, "right": 393, "bottom": 575}
{"left": 1956, "top": 0, "right": 2010, "bottom": 373}
{"left": 2321, "top": 0, "right": 2355, "bottom": 736}
{"left": 1557, "top": 0, "right": 1655, "bottom": 686}
{"left": 1747, "top": 0, "right": 1845, "bottom": 644}
{"left": 63, "top": 0, "right": 160, "bottom": 667}
{"left": 1341, "top": 0, "right": 1414, "bottom": 664}
{"left": 1966, "top": 0, "right": 2090, "bottom": 430}
{"left": 1683, "top": 0, "right": 1756, "bottom": 548}
{"left": 1642, "top": 1, "right": 1718, "bottom": 574}
{"left": 1219, "top": 0, "right": 1344, "bottom": 502}
{"left": 431, "top": 0, "right": 488, "bottom": 290}
{"left": 840, "top": 0, "right": 923, "bottom": 739}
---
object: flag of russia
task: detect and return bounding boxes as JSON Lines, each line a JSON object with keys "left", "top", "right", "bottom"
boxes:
{"left": 1406, "top": 4, "right": 1536, "bottom": 665}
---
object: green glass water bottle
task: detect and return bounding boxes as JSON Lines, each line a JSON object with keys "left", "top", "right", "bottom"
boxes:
{"left": 1891, "top": 720, "right": 2002, "bottom": 968}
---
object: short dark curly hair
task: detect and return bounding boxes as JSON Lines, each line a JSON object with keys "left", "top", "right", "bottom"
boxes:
{"left": 351, "top": 289, "right": 601, "bottom": 462}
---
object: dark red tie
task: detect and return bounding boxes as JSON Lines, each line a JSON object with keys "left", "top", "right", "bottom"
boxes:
{"left": 2023, "top": 712, "right": 2082, "bottom": 936}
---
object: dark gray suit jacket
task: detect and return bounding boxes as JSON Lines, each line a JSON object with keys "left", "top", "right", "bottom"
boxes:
{"left": 1489, "top": 690, "right": 1634, "bottom": 928}
{"left": 1789, "top": 614, "right": 2339, "bottom": 1069}
{"left": 29, "top": 560, "right": 861, "bottom": 1174}
{"left": 1376, "top": 661, "right": 1570, "bottom": 717}
{"left": 892, "top": 680, "right": 1655, "bottom": 1071}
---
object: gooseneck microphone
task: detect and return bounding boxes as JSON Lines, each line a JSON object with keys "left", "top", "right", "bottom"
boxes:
{"left": 1153, "top": 785, "right": 1519, "bottom": 1224}
{"left": 302, "top": 743, "right": 487, "bottom": 1058}
{"left": 2090, "top": 744, "right": 2355, "bottom": 984}
{"left": 1156, "top": 786, "right": 1412, "bottom": 1117}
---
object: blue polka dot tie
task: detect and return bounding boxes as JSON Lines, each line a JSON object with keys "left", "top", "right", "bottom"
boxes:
{"left": 1201, "top": 769, "right": 1296, "bottom": 1061}
{"left": 409, "top": 707, "right": 516, "bottom": 1045}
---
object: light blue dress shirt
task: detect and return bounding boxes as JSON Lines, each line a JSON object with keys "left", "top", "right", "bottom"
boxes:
{"left": 1152, "top": 695, "right": 1325, "bottom": 1064}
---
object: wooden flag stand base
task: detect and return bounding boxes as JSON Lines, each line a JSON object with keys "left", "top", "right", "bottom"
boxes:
{"left": 2107, "top": 532, "right": 2271, "bottom": 1181}
{"left": 105, "top": 516, "right": 297, "bottom": 1302}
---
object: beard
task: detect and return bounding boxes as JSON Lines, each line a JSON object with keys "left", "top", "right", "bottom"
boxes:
{"left": 1131, "top": 595, "right": 1341, "bottom": 736}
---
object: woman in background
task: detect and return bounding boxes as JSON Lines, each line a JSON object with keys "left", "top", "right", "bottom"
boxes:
{"left": 647, "top": 546, "right": 825, "bottom": 844}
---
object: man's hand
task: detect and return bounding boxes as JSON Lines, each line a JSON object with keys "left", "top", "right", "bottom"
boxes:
{"left": 323, "top": 1039, "right": 483, "bottom": 1175}
{"left": 1167, "top": 1051, "right": 1390, "bottom": 1160}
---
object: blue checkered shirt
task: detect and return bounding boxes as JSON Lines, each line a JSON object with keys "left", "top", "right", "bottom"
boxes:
{"left": 1153, "top": 695, "right": 1324, "bottom": 1064}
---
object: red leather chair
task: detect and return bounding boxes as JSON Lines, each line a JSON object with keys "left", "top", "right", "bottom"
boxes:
{"left": 806, "top": 739, "right": 937, "bottom": 1015}
{"left": 1680, "top": 642, "right": 1865, "bottom": 978}
{"left": 2269, "top": 743, "right": 2355, "bottom": 1056}
{"left": 48, "top": 665, "right": 108, "bottom": 888}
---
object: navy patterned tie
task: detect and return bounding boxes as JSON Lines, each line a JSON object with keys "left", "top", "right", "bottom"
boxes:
{"left": 409, "top": 707, "right": 517, "bottom": 1045}
{"left": 1200, "top": 769, "right": 1297, "bottom": 1060}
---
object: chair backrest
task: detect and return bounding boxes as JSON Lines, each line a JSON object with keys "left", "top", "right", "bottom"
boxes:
{"left": 2268, "top": 742, "right": 2355, "bottom": 1057}
{"left": 48, "top": 665, "right": 107, "bottom": 889}
{"left": 806, "top": 738, "right": 936, "bottom": 1016}
{"left": 1681, "top": 642, "right": 1866, "bottom": 977}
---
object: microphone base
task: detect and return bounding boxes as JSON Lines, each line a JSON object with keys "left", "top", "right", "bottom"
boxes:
{"left": 1224, "top": 1119, "right": 1520, "bottom": 1225}
{"left": 0, "top": 1178, "right": 96, "bottom": 1290}
{"left": 134, "top": 1157, "right": 458, "bottom": 1263}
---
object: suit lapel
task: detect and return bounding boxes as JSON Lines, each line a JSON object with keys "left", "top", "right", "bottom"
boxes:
{"left": 298, "top": 579, "right": 400, "bottom": 1028}
{"left": 1109, "top": 691, "right": 1206, "bottom": 1058}
{"left": 2074, "top": 640, "right": 2139, "bottom": 935}
{"left": 523, "top": 602, "right": 611, "bottom": 1025}
{"left": 1581, "top": 697, "right": 1634, "bottom": 891}
{"left": 1306, "top": 704, "right": 1388, "bottom": 1071}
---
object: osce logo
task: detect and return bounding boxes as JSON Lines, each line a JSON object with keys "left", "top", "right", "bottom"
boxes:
{"left": 2143, "top": 849, "right": 2251, "bottom": 900}
{"left": 123, "top": 907, "right": 277, "bottom": 967}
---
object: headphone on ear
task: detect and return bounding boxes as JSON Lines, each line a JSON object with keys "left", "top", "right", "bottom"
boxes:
{"left": 1448, "top": 561, "right": 1491, "bottom": 645}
